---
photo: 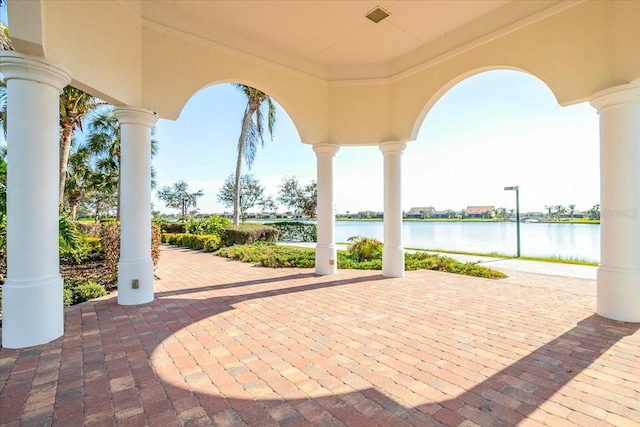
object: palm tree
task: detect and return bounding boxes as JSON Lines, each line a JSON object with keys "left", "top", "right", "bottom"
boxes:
{"left": 568, "top": 204, "right": 576, "bottom": 218}
{"left": 86, "top": 107, "right": 158, "bottom": 220}
{"left": 64, "top": 141, "right": 92, "bottom": 220}
{"left": 59, "top": 86, "right": 103, "bottom": 204}
{"left": 232, "top": 84, "right": 276, "bottom": 225}
{"left": 554, "top": 205, "right": 566, "bottom": 220}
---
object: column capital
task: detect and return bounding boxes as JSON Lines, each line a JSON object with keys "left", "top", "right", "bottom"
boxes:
{"left": 114, "top": 106, "right": 158, "bottom": 128}
{"left": 312, "top": 144, "right": 340, "bottom": 156}
{"left": 590, "top": 82, "right": 640, "bottom": 112}
{"left": 0, "top": 51, "right": 70, "bottom": 91}
{"left": 379, "top": 141, "right": 406, "bottom": 154}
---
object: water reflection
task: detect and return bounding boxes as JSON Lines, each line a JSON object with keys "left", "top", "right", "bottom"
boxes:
{"left": 335, "top": 221, "right": 600, "bottom": 261}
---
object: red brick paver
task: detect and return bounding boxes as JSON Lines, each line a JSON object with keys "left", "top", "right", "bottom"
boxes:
{"left": 1, "top": 246, "right": 639, "bottom": 426}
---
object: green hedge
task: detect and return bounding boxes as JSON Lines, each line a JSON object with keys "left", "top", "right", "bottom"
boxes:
{"left": 161, "top": 222, "right": 186, "bottom": 234}
{"left": 185, "top": 216, "right": 231, "bottom": 237}
{"left": 223, "top": 224, "right": 279, "bottom": 246}
{"left": 271, "top": 221, "right": 317, "bottom": 242}
{"left": 162, "top": 233, "right": 222, "bottom": 252}
{"left": 64, "top": 279, "right": 107, "bottom": 306}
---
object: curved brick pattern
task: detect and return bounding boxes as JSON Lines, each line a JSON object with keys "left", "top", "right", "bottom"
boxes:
{"left": 1, "top": 246, "right": 638, "bottom": 426}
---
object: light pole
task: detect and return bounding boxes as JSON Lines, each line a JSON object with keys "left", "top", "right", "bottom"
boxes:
{"left": 504, "top": 186, "right": 520, "bottom": 257}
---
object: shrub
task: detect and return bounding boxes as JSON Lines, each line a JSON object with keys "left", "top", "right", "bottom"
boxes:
{"left": 101, "top": 223, "right": 162, "bottom": 281}
{"left": 271, "top": 221, "right": 317, "bottom": 242}
{"left": 75, "top": 222, "right": 102, "bottom": 237}
{"left": 59, "top": 209, "right": 87, "bottom": 264}
{"left": 64, "top": 279, "right": 107, "bottom": 305}
{"left": 74, "top": 282, "right": 107, "bottom": 303}
{"left": 63, "top": 288, "right": 74, "bottom": 307}
{"left": 223, "top": 224, "right": 279, "bottom": 246}
{"left": 216, "top": 242, "right": 506, "bottom": 279}
{"left": 217, "top": 243, "right": 316, "bottom": 268}
{"left": 85, "top": 236, "right": 103, "bottom": 254}
{"left": 151, "top": 224, "right": 162, "bottom": 266}
{"left": 101, "top": 225, "right": 120, "bottom": 279}
{"left": 185, "top": 216, "right": 231, "bottom": 238}
{"left": 162, "top": 233, "right": 222, "bottom": 252}
{"left": 161, "top": 222, "right": 186, "bottom": 234}
{"left": 347, "top": 236, "right": 383, "bottom": 262}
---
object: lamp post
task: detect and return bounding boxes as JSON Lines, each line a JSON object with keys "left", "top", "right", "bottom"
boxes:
{"left": 504, "top": 186, "right": 520, "bottom": 257}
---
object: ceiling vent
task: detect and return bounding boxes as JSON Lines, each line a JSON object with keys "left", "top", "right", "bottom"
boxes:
{"left": 365, "top": 7, "right": 390, "bottom": 24}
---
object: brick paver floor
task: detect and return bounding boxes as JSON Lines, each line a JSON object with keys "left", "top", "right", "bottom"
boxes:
{"left": 1, "top": 246, "right": 639, "bottom": 426}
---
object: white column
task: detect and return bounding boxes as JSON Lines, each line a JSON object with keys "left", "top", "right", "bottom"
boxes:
{"left": 0, "top": 53, "right": 71, "bottom": 348}
{"left": 590, "top": 82, "right": 640, "bottom": 322}
{"left": 114, "top": 107, "right": 158, "bottom": 305}
{"left": 313, "top": 144, "right": 339, "bottom": 275}
{"left": 380, "top": 142, "right": 406, "bottom": 278}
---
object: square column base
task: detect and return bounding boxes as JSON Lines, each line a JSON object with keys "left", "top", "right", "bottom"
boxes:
{"left": 382, "top": 246, "right": 405, "bottom": 278}
{"left": 597, "top": 266, "right": 640, "bottom": 322}
{"left": 315, "top": 244, "right": 337, "bottom": 275}
{"left": 118, "top": 258, "right": 154, "bottom": 305}
{"left": 2, "top": 275, "right": 64, "bottom": 348}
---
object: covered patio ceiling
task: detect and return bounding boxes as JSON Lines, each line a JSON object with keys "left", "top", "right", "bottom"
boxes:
{"left": 116, "top": 0, "right": 568, "bottom": 80}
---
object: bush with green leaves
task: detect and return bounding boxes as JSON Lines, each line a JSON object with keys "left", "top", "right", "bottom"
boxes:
{"left": 185, "top": 215, "right": 231, "bottom": 238}
{"left": 101, "top": 223, "right": 162, "bottom": 281}
{"left": 59, "top": 209, "right": 87, "bottom": 264}
{"left": 84, "top": 236, "right": 103, "bottom": 254}
{"left": 216, "top": 242, "right": 506, "bottom": 279}
{"left": 162, "top": 233, "right": 222, "bottom": 252}
{"left": 161, "top": 222, "right": 186, "bottom": 234}
{"left": 223, "top": 224, "right": 278, "bottom": 246}
{"left": 271, "top": 221, "right": 317, "bottom": 242}
{"left": 217, "top": 242, "right": 316, "bottom": 268}
{"left": 63, "top": 288, "right": 74, "bottom": 307}
{"left": 346, "top": 236, "right": 383, "bottom": 262}
{"left": 64, "top": 279, "right": 107, "bottom": 305}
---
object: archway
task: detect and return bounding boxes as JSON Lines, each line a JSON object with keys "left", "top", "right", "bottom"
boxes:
{"left": 403, "top": 69, "right": 599, "bottom": 260}
{"left": 152, "top": 83, "right": 317, "bottom": 219}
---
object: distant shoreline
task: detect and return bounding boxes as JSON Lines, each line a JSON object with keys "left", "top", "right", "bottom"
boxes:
{"left": 335, "top": 218, "right": 600, "bottom": 225}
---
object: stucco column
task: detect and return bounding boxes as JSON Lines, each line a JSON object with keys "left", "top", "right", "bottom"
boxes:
{"left": 380, "top": 142, "right": 406, "bottom": 278}
{"left": 0, "top": 53, "right": 71, "bottom": 348}
{"left": 590, "top": 82, "right": 640, "bottom": 322}
{"left": 313, "top": 144, "right": 339, "bottom": 275}
{"left": 114, "top": 107, "right": 158, "bottom": 305}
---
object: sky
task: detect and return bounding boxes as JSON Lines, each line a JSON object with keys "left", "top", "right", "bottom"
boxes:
{"left": 152, "top": 71, "right": 600, "bottom": 215}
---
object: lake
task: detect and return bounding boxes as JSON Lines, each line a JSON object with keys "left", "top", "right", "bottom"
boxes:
{"left": 334, "top": 221, "right": 600, "bottom": 262}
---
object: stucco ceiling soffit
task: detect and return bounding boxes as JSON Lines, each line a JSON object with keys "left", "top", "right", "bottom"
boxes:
{"left": 139, "top": 19, "right": 330, "bottom": 83}
{"left": 117, "top": 0, "right": 585, "bottom": 83}
{"left": 114, "top": 0, "right": 144, "bottom": 24}
{"left": 388, "top": 0, "right": 583, "bottom": 80}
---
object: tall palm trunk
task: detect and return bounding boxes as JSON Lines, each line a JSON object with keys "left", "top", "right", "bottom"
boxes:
{"left": 70, "top": 203, "right": 77, "bottom": 221}
{"left": 233, "top": 106, "right": 254, "bottom": 225}
{"left": 59, "top": 120, "right": 75, "bottom": 205}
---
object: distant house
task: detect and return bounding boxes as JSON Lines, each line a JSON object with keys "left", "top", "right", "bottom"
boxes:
{"left": 466, "top": 205, "right": 495, "bottom": 219}
{"left": 561, "top": 210, "right": 585, "bottom": 219}
{"left": 405, "top": 206, "right": 436, "bottom": 219}
{"left": 433, "top": 210, "right": 453, "bottom": 219}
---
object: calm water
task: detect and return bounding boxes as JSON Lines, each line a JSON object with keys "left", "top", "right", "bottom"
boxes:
{"left": 335, "top": 221, "right": 600, "bottom": 262}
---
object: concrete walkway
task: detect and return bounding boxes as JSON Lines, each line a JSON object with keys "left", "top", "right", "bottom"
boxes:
{"left": 283, "top": 242, "right": 598, "bottom": 280}
{"left": 1, "top": 246, "right": 638, "bottom": 426}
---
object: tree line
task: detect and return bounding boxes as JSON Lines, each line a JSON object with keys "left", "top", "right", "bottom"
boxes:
{"left": 157, "top": 175, "right": 317, "bottom": 220}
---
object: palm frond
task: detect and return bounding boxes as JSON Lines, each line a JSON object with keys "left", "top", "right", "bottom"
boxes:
{"left": 243, "top": 121, "right": 260, "bottom": 169}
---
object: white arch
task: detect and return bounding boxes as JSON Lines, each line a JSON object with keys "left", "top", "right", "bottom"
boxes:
{"left": 409, "top": 66, "right": 562, "bottom": 141}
